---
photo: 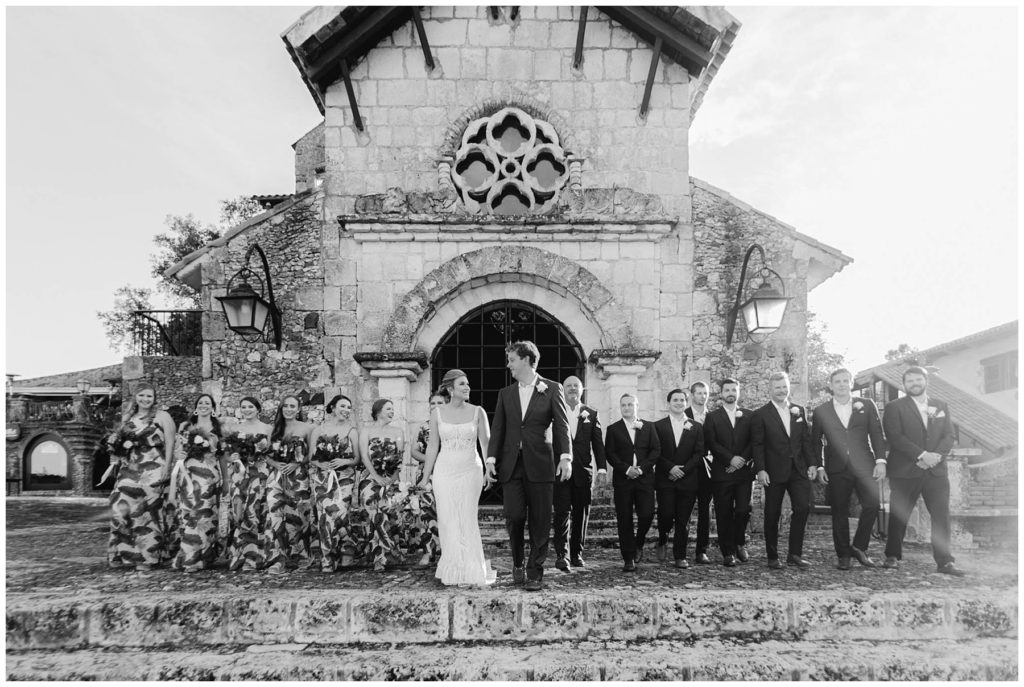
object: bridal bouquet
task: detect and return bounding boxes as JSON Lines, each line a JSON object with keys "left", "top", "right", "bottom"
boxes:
{"left": 106, "top": 422, "right": 164, "bottom": 460}
{"left": 270, "top": 436, "right": 308, "bottom": 464}
{"left": 221, "top": 432, "right": 269, "bottom": 461}
{"left": 313, "top": 434, "right": 343, "bottom": 462}
{"left": 183, "top": 427, "right": 215, "bottom": 461}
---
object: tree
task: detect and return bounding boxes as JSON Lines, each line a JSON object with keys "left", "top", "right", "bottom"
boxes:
{"left": 805, "top": 310, "right": 846, "bottom": 402}
{"left": 885, "top": 343, "right": 923, "bottom": 365}
{"left": 98, "top": 196, "right": 263, "bottom": 352}
{"left": 96, "top": 285, "right": 153, "bottom": 354}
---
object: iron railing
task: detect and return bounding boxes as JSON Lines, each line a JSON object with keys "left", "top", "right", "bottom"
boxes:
{"left": 131, "top": 310, "right": 202, "bottom": 357}
{"left": 21, "top": 400, "right": 76, "bottom": 423}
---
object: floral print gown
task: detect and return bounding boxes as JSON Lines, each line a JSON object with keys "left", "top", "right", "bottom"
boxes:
{"left": 357, "top": 437, "right": 406, "bottom": 570}
{"left": 225, "top": 433, "right": 271, "bottom": 571}
{"left": 309, "top": 433, "right": 359, "bottom": 571}
{"left": 266, "top": 437, "right": 313, "bottom": 569}
{"left": 107, "top": 417, "right": 171, "bottom": 567}
{"left": 171, "top": 424, "right": 222, "bottom": 571}
{"left": 412, "top": 424, "right": 441, "bottom": 560}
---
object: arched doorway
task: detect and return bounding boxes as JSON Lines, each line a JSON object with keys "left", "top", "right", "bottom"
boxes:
{"left": 431, "top": 300, "right": 585, "bottom": 504}
{"left": 23, "top": 433, "right": 72, "bottom": 491}
{"left": 430, "top": 300, "right": 586, "bottom": 416}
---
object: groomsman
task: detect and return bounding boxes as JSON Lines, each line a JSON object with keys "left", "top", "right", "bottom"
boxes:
{"left": 881, "top": 366, "right": 965, "bottom": 576}
{"left": 684, "top": 382, "right": 714, "bottom": 564}
{"left": 553, "top": 375, "right": 606, "bottom": 570}
{"left": 652, "top": 389, "right": 706, "bottom": 568}
{"left": 604, "top": 393, "right": 661, "bottom": 572}
{"left": 811, "top": 368, "right": 886, "bottom": 570}
{"left": 752, "top": 371, "right": 815, "bottom": 569}
{"left": 704, "top": 378, "right": 754, "bottom": 566}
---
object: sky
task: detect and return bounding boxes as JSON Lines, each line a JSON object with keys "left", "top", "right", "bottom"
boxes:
{"left": 5, "top": 4, "right": 1019, "bottom": 380}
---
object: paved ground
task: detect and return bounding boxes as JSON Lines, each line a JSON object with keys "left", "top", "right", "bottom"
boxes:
{"left": 6, "top": 496, "right": 1017, "bottom": 596}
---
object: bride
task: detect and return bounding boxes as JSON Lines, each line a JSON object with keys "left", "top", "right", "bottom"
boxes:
{"left": 418, "top": 369, "right": 496, "bottom": 586}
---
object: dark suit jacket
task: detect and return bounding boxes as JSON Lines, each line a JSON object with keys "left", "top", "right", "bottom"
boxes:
{"left": 653, "top": 415, "right": 704, "bottom": 489}
{"left": 684, "top": 407, "right": 713, "bottom": 481}
{"left": 881, "top": 395, "right": 954, "bottom": 480}
{"left": 810, "top": 397, "right": 886, "bottom": 476}
{"left": 703, "top": 406, "right": 754, "bottom": 482}
{"left": 751, "top": 401, "right": 814, "bottom": 482}
{"left": 567, "top": 404, "right": 606, "bottom": 488}
{"left": 486, "top": 375, "right": 572, "bottom": 483}
{"left": 604, "top": 418, "right": 660, "bottom": 488}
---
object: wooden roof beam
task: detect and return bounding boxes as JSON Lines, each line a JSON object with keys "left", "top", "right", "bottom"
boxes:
{"left": 409, "top": 7, "right": 435, "bottom": 71}
{"left": 307, "top": 5, "right": 408, "bottom": 87}
{"left": 573, "top": 7, "right": 589, "bottom": 69}
{"left": 596, "top": 5, "right": 711, "bottom": 75}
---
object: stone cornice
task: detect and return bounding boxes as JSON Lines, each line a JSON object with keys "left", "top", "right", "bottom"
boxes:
{"left": 353, "top": 351, "right": 428, "bottom": 381}
{"left": 339, "top": 217, "right": 676, "bottom": 243}
{"left": 588, "top": 348, "right": 663, "bottom": 379}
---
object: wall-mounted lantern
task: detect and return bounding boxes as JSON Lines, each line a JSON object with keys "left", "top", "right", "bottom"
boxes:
{"left": 725, "top": 244, "right": 792, "bottom": 346}
{"left": 216, "top": 243, "right": 283, "bottom": 350}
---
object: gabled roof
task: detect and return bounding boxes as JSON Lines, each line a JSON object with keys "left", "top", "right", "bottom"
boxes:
{"left": 856, "top": 362, "right": 1018, "bottom": 455}
{"left": 13, "top": 364, "right": 123, "bottom": 389}
{"left": 281, "top": 5, "right": 740, "bottom": 122}
{"left": 918, "top": 320, "right": 1017, "bottom": 361}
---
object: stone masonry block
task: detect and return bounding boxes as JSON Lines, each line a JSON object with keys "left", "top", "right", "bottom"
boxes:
{"left": 6, "top": 605, "right": 84, "bottom": 649}
{"left": 350, "top": 595, "right": 448, "bottom": 643}
{"left": 460, "top": 48, "right": 488, "bottom": 78}
{"left": 886, "top": 596, "right": 949, "bottom": 638}
{"left": 293, "top": 286, "right": 324, "bottom": 311}
{"left": 367, "top": 47, "right": 405, "bottom": 79}
{"left": 513, "top": 21, "right": 550, "bottom": 48}
{"left": 584, "top": 597, "right": 655, "bottom": 640}
{"left": 487, "top": 49, "right": 533, "bottom": 80}
{"left": 469, "top": 20, "right": 511, "bottom": 47}
{"left": 122, "top": 356, "right": 144, "bottom": 380}
{"left": 792, "top": 595, "right": 887, "bottom": 640}
{"left": 427, "top": 18, "right": 469, "bottom": 46}
{"left": 520, "top": 595, "right": 587, "bottom": 640}
{"left": 324, "top": 287, "right": 341, "bottom": 311}
{"left": 89, "top": 600, "right": 226, "bottom": 648}
{"left": 451, "top": 595, "right": 524, "bottom": 641}
{"left": 549, "top": 20, "right": 578, "bottom": 48}
{"left": 294, "top": 597, "right": 350, "bottom": 644}
{"left": 951, "top": 596, "right": 1017, "bottom": 637}
{"left": 324, "top": 311, "right": 357, "bottom": 336}
{"left": 604, "top": 49, "right": 628, "bottom": 79}
{"left": 534, "top": 49, "right": 562, "bottom": 80}
{"left": 434, "top": 47, "right": 460, "bottom": 78}
{"left": 223, "top": 597, "right": 295, "bottom": 644}
{"left": 378, "top": 80, "right": 427, "bottom": 107}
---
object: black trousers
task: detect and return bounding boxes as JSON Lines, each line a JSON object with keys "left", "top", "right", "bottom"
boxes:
{"left": 712, "top": 478, "right": 752, "bottom": 556}
{"left": 885, "top": 472, "right": 954, "bottom": 567}
{"left": 695, "top": 467, "right": 713, "bottom": 554}
{"left": 502, "top": 454, "right": 554, "bottom": 581}
{"left": 553, "top": 479, "right": 592, "bottom": 559}
{"left": 763, "top": 476, "right": 811, "bottom": 560}
{"left": 656, "top": 482, "right": 698, "bottom": 561}
{"left": 612, "top": 480, "right": 655, "bottom": 562}
{"left": 827, "top": 469, "right": 880, "bottom": 557}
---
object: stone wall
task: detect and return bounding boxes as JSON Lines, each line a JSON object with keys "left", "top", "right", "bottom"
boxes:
{"left": 122, "top": 356, "right": 203, "bottom": 422}
{"left": 294, "top": 122, "right": 325, "bottom": 194}
{"left": 6, "top": 421, "right": 107, "bottom": 497}
{"left": 689, "top": 179, "right": 811, "bottom": 408}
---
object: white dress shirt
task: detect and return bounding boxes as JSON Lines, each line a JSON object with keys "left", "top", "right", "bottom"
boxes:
{"left": 833, "top": 398, "right": 852, "bottom": 428}
{"left": 568, "top": 403, "right": 581, "bottom": 439}
{"left": 773, "top": 401, "right": 791, "bottom": 436}
{"left": 912, "top": 395, "right": 930, "bottom": 428}
{"left": 518, "top": 373, "right": 538, "bottom": 421}
{"left": 669, "top": 414, "right": 688, "bottom": 447}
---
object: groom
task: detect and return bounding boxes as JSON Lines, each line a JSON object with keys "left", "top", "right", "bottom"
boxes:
{"left": 486, "top": 341, "right": 573, "bottom": 591}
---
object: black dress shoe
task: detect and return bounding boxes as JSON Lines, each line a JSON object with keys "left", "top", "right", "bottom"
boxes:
{"left": 786, "top": 555, "right": 812, "bottom": 569}
{"left": 695, "top": 552, "right": 711, "bottom": 565}
{"left": 837, "top": 557, "right": 851, "bottom": 571}
{"left": 723, "top": 555, "right": 737, "bottom": 567}
{"left": 937, "top": 562, "right": 966, "bottom": 577}
{"left": 512, "top": 566, "right": 526, "bottom": 584}
{"left": 555, "top": 557, "right": 570, "bottom": 572}
{"left": 525, "top": 578, "right": 543, "bottom": 591}
{"left": 736, "top": 546, "right": 750, "bottom": 563}
{"left": 570, "top": 556, "right": 585, "bottom": 568}
{"left": 634, "top": 547, "right": 644, "bottom": 564}
{"left": 883, "top": 557, "right": 900, "bottom": 569}
{"left": 674, "top": 559, "right": 689, "bottom": 569}
{"left": 623, "top": 560, "right": 637, "bottom": 573}
{"left": 767, "top": 558, "right": 783, "bottom": 570}
{"left": 851, "top": 547, "right": 877, "bottom": 568}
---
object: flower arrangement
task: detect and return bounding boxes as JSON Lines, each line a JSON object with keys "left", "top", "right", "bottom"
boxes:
{"left": 853, "top": 401, "right": 865, "bottom": 411}
{"left": 184, "top": 427, "right": 214, "bottom": 461}
{"left": 313, "top": 434, "right": 344, "bottom": 462}
{"left": 735, "top": 410, "right": 744, "bottom": 417}
{"left": 270, "top": 435, "right": 307, "bottom": 464}
{"left": 106, "top": 423, "right": 164, "bottom": 460}
{"left": 220, "top": 431, "right": 267, "bottom": 461}
{"left": 790, "top": 406, "right": 801, "bottom": 416}
{"left": 536, "top": 380, "right": 548, "bottom": 393}
{"left": 369, "top": 439, "right": 403, "bottom": 476}
{"left": 632, "top": 420, "right": 643, "bottom": 430}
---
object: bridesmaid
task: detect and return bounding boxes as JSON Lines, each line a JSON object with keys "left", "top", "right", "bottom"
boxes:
{"left": 266, "top": 395, "right": 314, "bottom": 573}
{"left": 309, "top": 394, "right": 361, "bottom": 571}
{"left": 358, "top": 398, "right": 407, "bottom": 571}
{"left": 224, "top": 396, "right": 272, "bottom": 571}
{"left": 107, "top": 385, "right": 177, "bottom": 572}
{"left": 171, "top": 394, "right": 224, "bottom": 572}
{"left": 409, "top": 393, "right": 446, "bottom": 565}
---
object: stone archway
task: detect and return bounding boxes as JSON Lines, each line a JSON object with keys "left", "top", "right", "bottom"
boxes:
{"left": 380, "top": 245, "right": 628, "bottom": 354}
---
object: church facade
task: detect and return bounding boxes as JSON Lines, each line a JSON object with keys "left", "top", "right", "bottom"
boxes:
{"left": 163, "top": 5, "right": 850, "bottom": 429}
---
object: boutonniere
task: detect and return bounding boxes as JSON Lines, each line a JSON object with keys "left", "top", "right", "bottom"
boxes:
{"left": 734, "top": 410, "right": 743, "bottom": 418}
{"left": 536, "top": 380, "right": 548, "bottom": 394}
{"left": 632, "top": 420, "right": 643, "bottom": 430}
{"left": 682, "top": 419, "right": 695, "bottom": 431}
{"left": 579, "top": 409, "right": 590, "bottom": 420}
{"left": 789, "top": 406, "right": 801, "bottom": 416}
{"left": 853, "top": 401, "right": 864, "bottom": 412}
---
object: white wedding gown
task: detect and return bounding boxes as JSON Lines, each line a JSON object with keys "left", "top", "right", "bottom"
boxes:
{"left": 431, "top": 411, "right": 496, "bottom": 586}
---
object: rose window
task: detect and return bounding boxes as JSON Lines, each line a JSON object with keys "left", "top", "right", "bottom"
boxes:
{"left": 451, "top": 107, "right": 569, "bottom": 215}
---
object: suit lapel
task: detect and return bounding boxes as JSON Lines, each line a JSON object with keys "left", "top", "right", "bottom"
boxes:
{"left": 508, "top": 384, "right": 524, "bottom": 424}
{"left": 905, "top": 398, "right": 927, "bottom": 435}
{"left": 766, "top": 402, "right": 788, "bottom": 436}
{"left": 522, "top": 377, "right": 544, "bottom": 423}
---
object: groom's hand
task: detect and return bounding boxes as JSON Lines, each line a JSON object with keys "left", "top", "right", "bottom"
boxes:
{"left": 556, "top": 455, "right": 572, "bottom": 481}
{"left": 485, "top": 458, "right": 497, "bottom": 482}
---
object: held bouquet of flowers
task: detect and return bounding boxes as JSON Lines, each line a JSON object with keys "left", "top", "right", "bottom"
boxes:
{"left": 313, "top": 434, "right": 342, "bottom": 463}
{"left": 221, "top": 432, "right": 269, "bottom": 461}
{"left": 369, "top": 442, "right": 403, "bottom": 476}
{"left": 269, "top": 435, "right": 308, "bottom": 464}
{"left": 106, "top": 425, "right": 138, "bottom": 460}
{"left": 184, "top": 427, "right": 215, "bottom": 461}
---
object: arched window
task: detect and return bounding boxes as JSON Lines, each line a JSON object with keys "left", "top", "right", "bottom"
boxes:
{"left": 23, "top": 434, "right": 72, "bottom": 491}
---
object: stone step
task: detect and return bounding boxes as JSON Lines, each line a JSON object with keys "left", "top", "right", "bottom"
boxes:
{"left": 7, "top": 637, "right": 1018, "bottom": 681}
{"left": 7, "top": 588, "right": 1015, "bottom": 651}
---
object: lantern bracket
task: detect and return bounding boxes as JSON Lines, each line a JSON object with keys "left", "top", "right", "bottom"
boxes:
{"left": 224, "top": 243, "right": 283, "bottom": 350}
{"left": 725, "top": 243, "right": 789, "bottom": 346}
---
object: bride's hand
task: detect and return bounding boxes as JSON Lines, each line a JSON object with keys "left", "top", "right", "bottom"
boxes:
{"left": 483, "top": 472, "right": 497, "bottom": 490}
